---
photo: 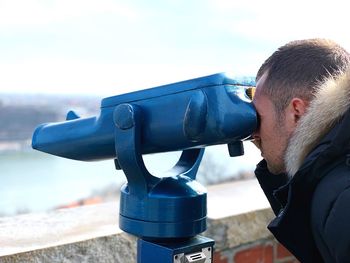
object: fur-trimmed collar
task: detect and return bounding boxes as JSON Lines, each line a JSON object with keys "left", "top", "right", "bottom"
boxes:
{"left": 285, "top": 69, "right": 350, "bottom": 176}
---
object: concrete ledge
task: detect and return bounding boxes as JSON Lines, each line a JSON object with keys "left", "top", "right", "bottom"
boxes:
{"left": 205, "top": 209, "right": 274, "bottom": 252}
{"left": 0, "top": 179, "right": 274, "bottom": 262}
{"left": 1, "top": 233, "right": 137, "bottom": 263}
{"left": 0, "top": 202, "right": 121, "bottom": 256}
{"left": 205, "top": 180, "right": 275, "bottom": 251}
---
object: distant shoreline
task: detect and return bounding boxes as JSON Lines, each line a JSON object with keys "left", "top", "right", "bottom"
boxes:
{"left": 0, "top": 140, "right": 31, "bottom": 153}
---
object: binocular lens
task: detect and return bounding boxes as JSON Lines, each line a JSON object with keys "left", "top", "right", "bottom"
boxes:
{"left": 246, "top": 87, "right": 256, "bottom": 100}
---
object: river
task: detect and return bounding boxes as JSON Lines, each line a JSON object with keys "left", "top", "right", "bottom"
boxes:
{"left": 0, "top": 143, "right": 261, "bottom": 216}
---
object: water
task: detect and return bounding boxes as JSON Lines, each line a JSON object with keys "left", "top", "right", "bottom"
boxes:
{"left": 0, "top": 143, "right": 261, "bottom": 216}
{"left": 0, "top": 150, "right": 123, "bottom": 215}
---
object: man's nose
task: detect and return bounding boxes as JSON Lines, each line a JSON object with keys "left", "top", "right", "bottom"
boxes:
{"left": 251, "top": 129, "right": 260, "bottom": 140}
{"left": 251, "top": 131, "right": 261, "bottom": 149}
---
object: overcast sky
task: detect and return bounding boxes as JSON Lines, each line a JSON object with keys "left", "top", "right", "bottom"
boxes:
{"left": 1, "top": 0, "right": 349, "bottom": 96}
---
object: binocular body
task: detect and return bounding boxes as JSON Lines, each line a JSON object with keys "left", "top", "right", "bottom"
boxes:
{"left": 32, "top": 73, "right": 257, "bottom": 161}
{"left": 32, "top": 73, "right": 257, "bottom": 240}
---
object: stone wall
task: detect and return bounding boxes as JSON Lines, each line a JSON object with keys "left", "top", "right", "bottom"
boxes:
{"left": 0, "top": 179, "right": 298, "bottom": 263}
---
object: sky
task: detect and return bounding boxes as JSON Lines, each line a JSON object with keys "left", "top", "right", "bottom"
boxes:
{"left": 1, "top": 0, "right": 350, "bottom": 96}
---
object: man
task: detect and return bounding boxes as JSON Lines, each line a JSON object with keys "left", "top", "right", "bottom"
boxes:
{"left": 252, "top": 39, "right": 350, "bottom": 262}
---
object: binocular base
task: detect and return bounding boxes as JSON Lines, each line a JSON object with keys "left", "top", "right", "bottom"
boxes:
{"left": 137, "top": 235, "right": 214, "bottom": 263}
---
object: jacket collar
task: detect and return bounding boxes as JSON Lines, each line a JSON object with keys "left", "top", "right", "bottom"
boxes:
{"left": 285, "top": 68, "right": 350, "bottom": 176}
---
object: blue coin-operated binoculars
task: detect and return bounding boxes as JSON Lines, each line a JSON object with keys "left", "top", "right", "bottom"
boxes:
{"left": 32, "top": 73, "right": 257, "bottom": 263}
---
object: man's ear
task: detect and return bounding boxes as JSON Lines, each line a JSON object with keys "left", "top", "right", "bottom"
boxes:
{"left": 286, "top": 98, "right": 308, "bottom": 127}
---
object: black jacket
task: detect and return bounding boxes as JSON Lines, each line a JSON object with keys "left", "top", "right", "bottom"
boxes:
{"left": 255, "top": 97, "right": 350, "bottom": 261}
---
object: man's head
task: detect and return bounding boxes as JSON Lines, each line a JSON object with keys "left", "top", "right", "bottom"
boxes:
{"left": 253, "top": 39, "right": 350, "bottom": 174}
